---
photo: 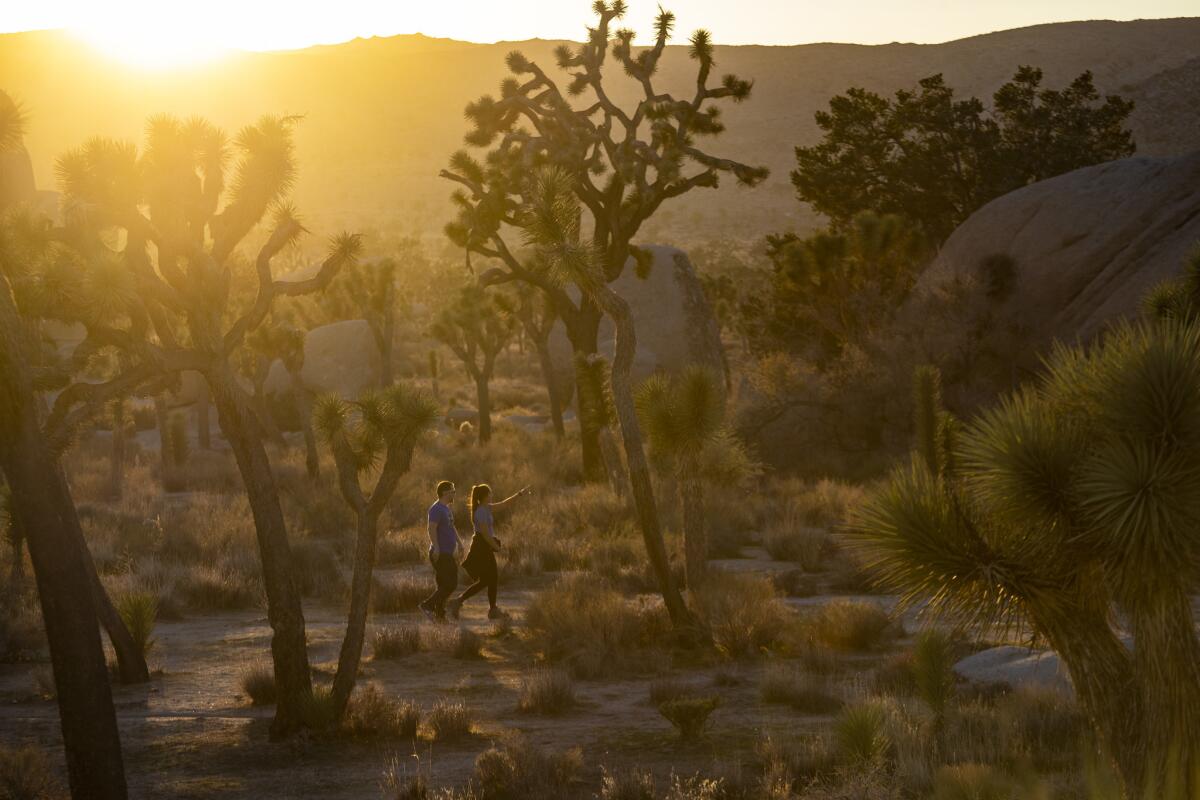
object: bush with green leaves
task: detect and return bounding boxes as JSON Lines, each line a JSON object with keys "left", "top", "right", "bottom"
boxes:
{"left": 835, "top": 701, "right": 892, "bottom": 765}
{"left": 658, "top": 695, "right": 720, "bottom": 739}
{"left": 115, "top": 591, "right": 157, "bottom": 659}
{"left": 849, "top": 318, "right": 1200, "bottom": 795}
{"left": 912, "top": 629, "right": 957, "bottom": 732}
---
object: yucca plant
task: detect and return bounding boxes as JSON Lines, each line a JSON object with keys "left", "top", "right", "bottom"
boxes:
{"left": 115, "top": 591, "right": 158, "bottom": 659}
{"left": 314, "top": 382, "right": 438, "bottom": 722}
{"left": 636, "top": 367, "right": 755, "bottom": 590}
{"left": 835, "top": 701, "right": 891, "bottom": 765}
{"left": 912, "top": 629, "right": 956, "bottom": 739}
{"left": 849, "top": 318, "right": 1200, "bottom": 797}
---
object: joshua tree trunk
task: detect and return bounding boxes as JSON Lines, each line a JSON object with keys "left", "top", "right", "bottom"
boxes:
{"left": 588, "top": 285, "right": 695, "bottom": 632}
{"left": 251, "top": 360, "right": 286, "bottom": 448}
{"left": 290, "top": 375, "right": 319, "bottom": 479}
{"left": 208, "top": 371, "right": 313, "bottom": 737}
{"left": 109, "top": 400, "right": 125, "bottom": 500}
{"left": 329, "top": 509, "right": 381, "bottom": 721}
{"left": 196, "top": 383, "right": 211, "bottom": 449}
{"left": 563, "top": 301, "right": 605, "bottom": 482}
{"left": 153, "top": 394, "right": 172, "bottom": 488}
{"left": 533, "top": 339, "right": 565, "bottom": 439}
{"left": 679, "top": 474, "right": 707, "bottom": 591}
{"left": 88, "top": 559, "right": 150, "bottom": 684}
{"left": 473, "top": 367, "right": 493, "bottom": 444}
{"left": 0, "top": 290, "right": 128, "bottom": 800}
{"left": 597, "top": 426, "right": 627, "bottom": 498}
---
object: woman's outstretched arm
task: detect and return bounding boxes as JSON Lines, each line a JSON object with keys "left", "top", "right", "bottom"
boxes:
{"left": 489, "top": 486, "right": 531, "bottom": 511}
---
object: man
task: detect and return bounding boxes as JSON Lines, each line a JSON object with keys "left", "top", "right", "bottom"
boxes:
{"left": 419, "top": 480, "right": 461, "bottom": 622}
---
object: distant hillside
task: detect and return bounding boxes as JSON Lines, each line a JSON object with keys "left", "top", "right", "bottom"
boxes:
{"left": 2, "top": 18, "right": 1198, "bottom": 249}
{"left": 1130, "top": 56, "right": 1200, "bottom": 157}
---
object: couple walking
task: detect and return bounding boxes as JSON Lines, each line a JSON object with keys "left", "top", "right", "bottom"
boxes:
{"left": 418, "top": 480, "right": 529, "bottom": 623}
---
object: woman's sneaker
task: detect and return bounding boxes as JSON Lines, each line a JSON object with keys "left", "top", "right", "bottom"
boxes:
{"left": 446, "top": 598, "right": 463, "bottom": 620}
{"left": 488, "top": 606, "right": 509, "bottom": 620}
{"left": 418, "top": 601, "right": 437, "bottom": 623}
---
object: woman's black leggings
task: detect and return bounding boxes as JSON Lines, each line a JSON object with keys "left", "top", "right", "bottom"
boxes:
{"left": 460, "top": 556, "right": 498, "bottom": 607}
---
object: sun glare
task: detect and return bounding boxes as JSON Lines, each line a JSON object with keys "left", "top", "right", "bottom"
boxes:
{"left": 70, "top": 21, "right": 228, "bottom": 69}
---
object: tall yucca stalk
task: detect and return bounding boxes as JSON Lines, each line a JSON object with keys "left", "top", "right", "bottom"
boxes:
{"left": 636, "top": 367, "right": 753, "bottom": 590}
{"left": 314, "top": 383, "right": 438, "bottom": 722}
{"left": 850, "top": 318, "right": 1200, "bottom": 797}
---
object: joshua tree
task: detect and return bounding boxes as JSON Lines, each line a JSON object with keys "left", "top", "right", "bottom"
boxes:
{"left": 849, "top": 319, "right": 1200, "bottom": 796}
{"left": 521, "top": 166, "right": 697, "bottom": 632}
{"left": 314, "top": 383, "right": 437, "bottom": 721}
{"left": 247, "top": 321, "right": 319, "bottom": 477}
{"left": 0, "top": 91, "right": 128, "bottom": 797}
{"left": 496, "top": 283, "right": 565, "bottom": 438}
{"left": 636, "top": 367, "right": 754, "bottom": 590}
{"left": 48, "top": 114, "right": 362, "bottom": 736}
{"left": 430, "top": 285, "right": 516, "bottom": 444}
{"left": 911, "top": 364, "right": 957, "bottom": 478}
{"left": 575, "top": 352, "right": 627, "bottom": 495}
{"left": 442, "top": 1, "right": 767, "bottom": 481}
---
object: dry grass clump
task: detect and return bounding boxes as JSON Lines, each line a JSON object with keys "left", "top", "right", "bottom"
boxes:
{"left": 657, "top": 695, "right": 720, "bottom": 739}
{"left": 690, "top": 571, "right": 788, "bottom": 658}
{"left": 372, "top": 574, "right": 429, "bottom": 614}
{"left": 809, "top": 600, "right": 896, "bottom": 652}
{"left": 835, "top": 701, "right": 892, "bottom": 765}
{"left": 240, "top": 663, "right": 276, "bottom": 706}
{"left": 424, "top": 625, "right": 484, "bottom": 660}
{"left": 766, "top": 478, "right": 864, "bottom": 530}
{"left": 377, "top": 528, "right": 427, "bottom": 565}
{"left": 524, "top": 574, "right": 669, "bottom": 678}
{"left": 764, "top": 526, "right": 830, "bottom": 570}
{"left": 759, "top": 664, "right": 842, "bottom": 714}
{"left": 470, "top": 738, "right": 583, "bottom": 800}
{"left": 930, "top": 764, "right": 1035, "bottom": 800}
{"left": 179, "top": 566, "right": 261, "bottom": 610}
{"left": 0, "top": 595, "right": 45, "bottom": 662}
{"left": 598, "top": 767, "right": 656, "bottom": 800}
{"left": 0, "top": 743, "right": 64, "bottom": 800}
{"left": 373, "top": 625, "right": 422, "bottom": 659}
{"left": 289, "top": 537, "right": 347, "bottom": 601}
{"left": 517, "top": 668, "right": 577, "bottom": 715}
{"left": 772, "top": 568, "right": 819, "bottom": 598}
{"left": 426, "top": 698, "right": 473, "bottom": 741}
{"left": 342, "top": 684, "right": 420, "bottom": 740}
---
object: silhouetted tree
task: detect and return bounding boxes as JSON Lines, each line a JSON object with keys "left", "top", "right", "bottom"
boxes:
{"left": 850, "top": 320, "right": 1200, "bottom": 796}
{"left": 792, "top": 67, "right": 1134, "bottom": 241}
{"left": 442, "top": 1, "right": 767, "bottom": 481}
{"left": 314, "top": 384, "right": 437, "bottom": 721}
{"left": 49, "top": 114, "right": 361, "bottom": 736}
{"left": 521, "top": 166, "right": 698, "bottom": 633}
{"left": 431, "top": 285, "right": 516, "bottom": 444}
{"left": 497, "top": 283, "right": 565, "bottom": 438}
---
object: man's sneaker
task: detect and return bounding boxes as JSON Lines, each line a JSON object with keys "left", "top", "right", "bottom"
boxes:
{"left": 446, "top": 598, "right": 463, "bottom": 620}
{"left": 418, "top": 601, "right": 436, "bottom": 623}
{"left": 488, "top": 606, "right": 509, "bottom": 620}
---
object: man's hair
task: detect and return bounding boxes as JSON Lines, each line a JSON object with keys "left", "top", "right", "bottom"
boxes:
{"left": 436, "top": 480, "right": 455, "bottom": 498}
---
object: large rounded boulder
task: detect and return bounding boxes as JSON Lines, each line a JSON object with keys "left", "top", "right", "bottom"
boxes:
{"left": 918, "top": 150, "right": 1200, "bottom": 346}
{"left": 265, "top": 319, "right": 381, "bottom": 398}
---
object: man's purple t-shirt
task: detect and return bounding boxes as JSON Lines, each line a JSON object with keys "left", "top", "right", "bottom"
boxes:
{"left": 428, "top": 501, "right": 458, "bottom": 554}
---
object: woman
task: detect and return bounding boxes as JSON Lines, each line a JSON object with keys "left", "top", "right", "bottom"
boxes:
{"left": 447, "top": 483, "right": 529, "bottom": 620}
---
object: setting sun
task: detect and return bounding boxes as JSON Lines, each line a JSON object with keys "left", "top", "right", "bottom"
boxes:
{"left": 70, "top": 22, "right": 228, "bottom": 69}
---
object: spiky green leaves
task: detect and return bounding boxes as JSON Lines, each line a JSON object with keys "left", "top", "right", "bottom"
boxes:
{"left": 315, "top": 384, "right": 438, "bottom": 475}
{"left": 519, "top": 167, "right": 602, "bottom": 291}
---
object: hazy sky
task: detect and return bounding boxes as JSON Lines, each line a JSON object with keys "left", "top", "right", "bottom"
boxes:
{"left": 2, "top": 0, "right": 1197, "bottom": 63}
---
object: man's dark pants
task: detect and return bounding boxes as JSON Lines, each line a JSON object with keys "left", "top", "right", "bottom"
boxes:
{"left": 423, "top": 553, "right": 458, "bottom": 615}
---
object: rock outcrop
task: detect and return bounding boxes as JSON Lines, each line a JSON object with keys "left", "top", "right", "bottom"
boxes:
{"left": 918, "top": 150, "right": 1200, "bottom": 347}
{"left": 953, "top": 646, "right": 1075, "bottom": 695}
{"left": 549, "top": 245, "right": 727, "bottom": 385}
{"left": 264, "top": 319, "right": 381, "bottom": 399}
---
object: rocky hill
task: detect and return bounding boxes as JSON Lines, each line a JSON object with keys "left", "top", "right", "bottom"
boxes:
{"left": 1130, "top": 56, "right": 1200, "bottom": 157}
{"left": 2, "top": 17, "right": 1198, "bottom": 246}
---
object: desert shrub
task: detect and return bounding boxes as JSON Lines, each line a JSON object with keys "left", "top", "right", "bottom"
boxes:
{"left": 300, "top": 684, "right": 338, "bottom": 731}
{"left": 288, "top": 478, "right": 353, "bottom": 539}
{"left": 545, "top": 485, "right": 631, "bottom": 537}
{"left": 343, "top": 684, "right": 420, "bottom": 740}
{"left": 423, "top": 625, "right": 484, "bottom": 660}
{"left": 471, "top": 739, "right": 583, "bottom": 800}
{"left": 0, "top": 743, "right": 62, "bottom": 800}
{"left": 599, "top": 767, "right": 656, "bottom": 800}
{"left": 912, "top": 630, "right": 957, "bottom": 724}
{"left": 377, "top": 529, "right": 426, "bottom": 564}
{"left": 114, "top": 590, "right": 157, "bottom": 659}
{"left": 372, "top": 574, "right": 429, "bottom": 614}
{"left": 872, "top": 652, "right": 918, "bottom": 697}
{"left": 764, "top": 526, "right": 829, "bottom": 570}
{"left": 427, "top": 698, "right": 472, "bottom": 741}
{"left": 1004, "top": 688, "right": 1084, "bottom": 771}
{"left": 810, "top": 600, "right": 895, "bottom": 652}
{"left": 518, "top": 668, "right": 576, "bottom": 714}
{"left": 836, "top": 701, "right": 892, "bottom": 764}
{"left": 772, "top": 568, "right": 818, "bottom": 598}
{"left": 932, "top": 764, "right": 1028, "bottom": 800}
{"left": 290, "top": 537, "right": 346, "bottom": 601}
{"left": 691, "top": 571, "right": 787, "bottom": 658}
{"left": 759, "top": 664, "right": 841, "bottom": 713}
{"left": 760, "top": 734, "right": 838, "bottom": 784}
{"left": 649, "top": 675, "right": 698, "bottom": 705}
{"left": 240, "top": 663, "right": 276, "bottom": 706}
{"left": 179, "top": 567, "right": 260, "bottom": 610}
{"left": 0, "top": 597, "right": 45, "bottom": 662}
{"left": 658, "top": 695, "right": 720, "bottom": 739}
{"left": 524, "top": 574, "right": 668, "bottom": 678}
{"left": 374, "top": 625, "right": 422, "bottom": 659}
